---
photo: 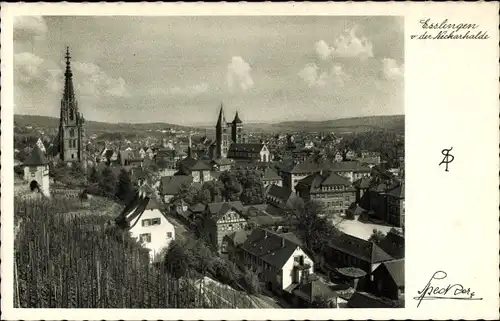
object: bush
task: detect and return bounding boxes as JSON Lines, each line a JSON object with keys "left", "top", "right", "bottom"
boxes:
{"left": 240, "top": 267, "right": 261, "bottom": 295}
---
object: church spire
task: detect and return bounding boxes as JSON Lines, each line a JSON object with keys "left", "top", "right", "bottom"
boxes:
{"left": 216, "top": 102, "right": 226, "bottom": 127}
{"left": 63, "top": 46, "right": 75, "bottom": 101}
{"left": 232, "top": 111, "right": 242, "bottom": 124}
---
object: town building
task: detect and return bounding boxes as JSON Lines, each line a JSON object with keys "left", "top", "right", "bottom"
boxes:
{"left": 239, "top": 228, "right": 314, "bottom": 294}
{"left": 159, "top": 175, "right": 193, "bottom": 203}
{"left": 319, "top": 232, "right": 393, "bottom": 288}
{"left": 115, "top": 191, "right": 175, "bottom": 262}
{"left": 23, "top": 145, "right": 50, "bottom": 197}
{"left": 261, "top": 167, "right": 283, "bottom": 188}
{"left": 57, "top": 47, "right": 85, "bottom": 163}
{"left": 295, "top": 170, "right": 356, "bottom": 216}
{"left": 371, "top": 259, "right": 404, "bottom": 301}
{"left": 265, "top": 184, "right": 294, "bottom": 210}
{"left": 227, "top": 143, "right": 271, "bottom": 162}
{"left": 204, "top": 201, "right": 248, "bottom": 252}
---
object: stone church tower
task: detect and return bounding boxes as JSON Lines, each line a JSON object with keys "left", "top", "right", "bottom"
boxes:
{"left": 215, "top": 103, "right": 230, "bottom": 159}
{"left": 58, "top": 47, "right": 85, "bottom": 163}
{"left": 231, "top": 111, "right": 244, "bottom": 143}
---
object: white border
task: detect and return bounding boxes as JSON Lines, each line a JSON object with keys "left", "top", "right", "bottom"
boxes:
{"left": 2, "top": 2, "right": 499, "bottom": 320}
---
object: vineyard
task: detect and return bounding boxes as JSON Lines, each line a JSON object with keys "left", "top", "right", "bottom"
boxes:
{"left": 14, "top": 197, "right": 256, "bottom": 308}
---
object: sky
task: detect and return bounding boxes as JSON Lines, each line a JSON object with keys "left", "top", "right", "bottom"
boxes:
{"left": 14, "top": 16, "right": 404, "bottom": 125}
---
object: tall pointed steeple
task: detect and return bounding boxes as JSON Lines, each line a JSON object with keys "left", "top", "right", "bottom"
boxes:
{"left": 216, "top": 102, "right": 226, "bottom": 127}
{"left": 63, "top": 46, "right": 75, "bottom": 102}
{"left": 232, "top": 111, "right": 242, "bottom": 124}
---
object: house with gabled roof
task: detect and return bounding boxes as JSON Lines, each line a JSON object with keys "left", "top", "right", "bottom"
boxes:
{"left": 320, "top": 232, "right": 393, "bottom": 288}
{"left": 203, "top": 201, "right": 249, "bottom": 252}
{"left": 371, "top": 258, "right": 404, "bottom": 301}
{"left": 239, "top": 228, "right": 314, "bottom": 295}
{"left": 261, "top": 167, "right": 283, "bottom": 188}
{"left": 265, "top": 184, "right": 293, "bottom": 209}
{"left": 159, "top": 175, "right": 193, "bottom": 204}
{"left": 115, "top": 190, "right": 175, "bottom": 262}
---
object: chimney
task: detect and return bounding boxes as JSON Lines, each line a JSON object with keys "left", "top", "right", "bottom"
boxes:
{"left": 264, "top": 230, "right": 268, "bottom": 239}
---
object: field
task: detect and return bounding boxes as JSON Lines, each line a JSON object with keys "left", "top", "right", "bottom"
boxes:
{"left": 13, "top": 196, "right": 256, "bottom": 308}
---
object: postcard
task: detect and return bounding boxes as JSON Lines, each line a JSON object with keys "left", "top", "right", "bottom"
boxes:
{"left": 1, "top": 2, "right": 498, "bottom": 320}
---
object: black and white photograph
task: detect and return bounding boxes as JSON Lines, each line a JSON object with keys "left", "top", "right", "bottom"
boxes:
{"left": 12, "top": 15, "right": 406, "bottom": 309}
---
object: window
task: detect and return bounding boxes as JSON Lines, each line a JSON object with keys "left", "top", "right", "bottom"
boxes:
{"left": 151, "top": 218, "right": 161, "bottom": 225}
{"left": 71, "top": 154, "right": 74, "bottom": 159}
{"left": 69, "top": 109, "right": 74, "bottom": 121}
{"left": 142, "top": 219, "right": 151, "bottom": 227}
{"left": 70, "top": 128, "right": 75, "bottom": 137}
{"left": 140, "top": 233, "right": 151, "bottom": 243}
{"left": 166, "top": 232, "right": 172, "bottom": 238}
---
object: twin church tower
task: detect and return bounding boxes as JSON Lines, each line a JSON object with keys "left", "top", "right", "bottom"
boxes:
{"left": 215, "top": 104, "right": 245, "bottom": 159}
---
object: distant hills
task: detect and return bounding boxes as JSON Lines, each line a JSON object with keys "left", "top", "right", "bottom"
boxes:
{"left": 14, "top": 114, "right": 404, "bottom": 136}
{"left": 244, "top": 115, "right": 405, "bottom": 134}
{"left": 14, "top": 114, "right": 198, "bottom": 134}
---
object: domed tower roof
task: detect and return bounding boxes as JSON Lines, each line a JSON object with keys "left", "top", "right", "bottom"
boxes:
{"left": 232, "top": 111, "right": 243, "bottom": 124}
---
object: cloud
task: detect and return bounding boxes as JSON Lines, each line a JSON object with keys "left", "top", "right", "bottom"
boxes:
{"left": 382, "top": 58, "right": 404, "bottom": 80}
{"left": 227, "top": 56, "right": 254, "bottom": 92}
{"left": 298, "top": 63, "right": 347, "bottom": 88}
{"left": 315, "top": 40, "right": 334, "bottom": 60}
{"left": 14, "top": 16, "right": 48, "bottom": 42}
{"left": 334, "top": 28, "right": 374, "bottom": 59}
{"left": 14, "top": 52, "right": 45, "bottom": 84}
{"left": 71, "top": 61, "right": 129, "bottom": 98}
{"left": 314, "top": 27, "right": 374, "bottom": 61}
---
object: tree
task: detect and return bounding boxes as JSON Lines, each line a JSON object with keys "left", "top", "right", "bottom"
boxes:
{"left": 368, "top": 229, "right": 386, "bottom": 245}
{"left": 237, "top": 170, "right": 265, "bottom": 205}
{"left": 289, "top": 197, "right": 340, "bottom": 253}
{"left": 218, "top": 172, "right": 242, "bottom": 202}
{"left": 164, "top": 240, "right": 189, "bottom": 279}
{"left": 116, "top": 168, "right": 134, "bottom": 202}
{"left": 99, "top": 167, "right": 117, "bottom": 198}
{"left": 88, "top": 166, "right": 100, "bottom": 184}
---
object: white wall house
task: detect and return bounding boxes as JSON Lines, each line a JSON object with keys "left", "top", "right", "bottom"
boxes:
{"left": 117, "top": 192, "right": 175, "bottom": 262}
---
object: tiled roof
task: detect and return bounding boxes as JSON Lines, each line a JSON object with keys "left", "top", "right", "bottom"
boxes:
{"left": 190, "top": 160, "right": 211, "bottom": 171}
{"left": 228, "top": 143, "right": 264, "bottom": 153}
{"left": 293, "top": 277, "right": 337, "bottom": 303}
{"left": 23, "top": 146, "right": 48, "bottom": 166}
{"left": 285, "top": 159, "right": 371, "bottom": 174}
{"left": 347, "top": 291, "right": 398, "bottom": 308}
{"left": 160, "top": 175, "right": 193, "bottom": 195}
{"left": 115, "top": 193, "right": 163, "bottom": 230}
{"left": 262, "top": 167, "right": 282, "bottom": 181}
{"left": 297, "top": 171, "right": 353, "bottom": 194}
{"left": 224, "top": 229, "right": 250, "bottom": 246}
{"left": 384, "top": 182, "right": 404, "bottom": 199}
{"left": 208, "top": 201, "right": 245, "bottom": 221}
{"left": 241, "top": 228, "right": 300, "bottom": 268}
{"left": 378, "top": 259, "right": 404, "bottom": 287}
{"left": 353, "top": 176, "right": 375, "bottom": 189}
{"left": 328, "top": 233, "right": 393, "bottom": 264}
{"left": 212, "top": 158, "right": 233, "bottom": 166}
{"left": 266, "top": 184, "right": 292, "bottom": 203}
{"left": 189, "top": 203, "right": 206, "bottom": 213}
